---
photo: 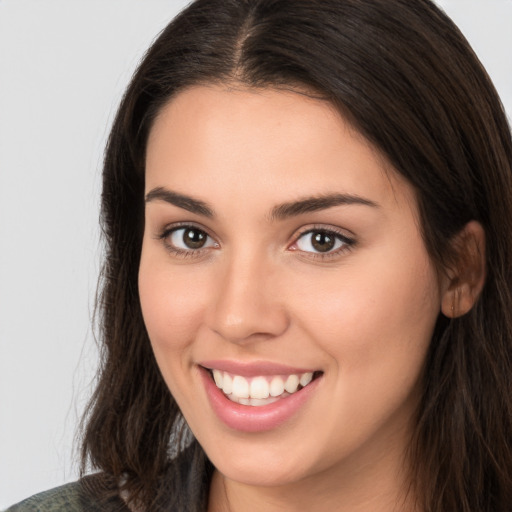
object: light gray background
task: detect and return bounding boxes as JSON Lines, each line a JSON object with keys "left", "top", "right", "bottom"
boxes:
{"left": 0, "top": 0, "right": 511, "bottom": 507}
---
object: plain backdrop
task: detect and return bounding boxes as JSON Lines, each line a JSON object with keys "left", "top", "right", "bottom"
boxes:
{"left": 0, "top": 0, "right": 511, "bottom": 507}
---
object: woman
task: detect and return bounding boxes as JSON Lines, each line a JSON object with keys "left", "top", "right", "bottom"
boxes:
{"left": 8, "top": 0, "right": 512, "bottom": 511}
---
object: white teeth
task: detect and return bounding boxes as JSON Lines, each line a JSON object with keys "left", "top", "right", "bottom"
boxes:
{"left": 284, "top": 374, "right": 300, "bottom": 393}
{"left": 232, "top": 375, "right": 250, "bottom": 398}
{"left": 250, "top": 376, "right": 270, "bottom": 399}
{"left": 213, "top": 369, "right": 223, "bottom": 388}
{"left": 269, "top": 376, "right": 285, "bottom": 397}
{"left": 249, "top": 396, "right": 280, "bottom": 406}
{"left": 228, "top": 395, "right": 284, "bottom": 406}
{"left": 222, "top": 373, "right": 233, "bottom": 395}
{"left": 211, "top": 369, "right": 318, "bottom": 403}
{"left": 299, "top": 372, "right": 313, "bottom": 387}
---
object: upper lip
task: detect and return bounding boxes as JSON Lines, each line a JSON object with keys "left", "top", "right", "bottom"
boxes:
{"left": 199, "top": 359, "right": 318, "bottom": 377}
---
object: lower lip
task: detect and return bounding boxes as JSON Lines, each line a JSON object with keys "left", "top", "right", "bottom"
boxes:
{"left": 199, "top": 366, "right": 322, "bottom": 433}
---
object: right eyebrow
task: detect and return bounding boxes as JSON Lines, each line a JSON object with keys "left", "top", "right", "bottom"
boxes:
{"left": 144, "top": 187, "right": 214, "bottom": 218}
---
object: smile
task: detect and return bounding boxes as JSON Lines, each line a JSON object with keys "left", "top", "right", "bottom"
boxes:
{"left": 210, "top": 369, "right": 316, "bottom": 406}
{"left": 198, "top": 362, "right": 323, "bottom": 432}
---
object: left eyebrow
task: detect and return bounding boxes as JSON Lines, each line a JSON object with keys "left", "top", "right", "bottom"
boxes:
{"left": 270, "top": 193, "right": 380, "bottom": 221}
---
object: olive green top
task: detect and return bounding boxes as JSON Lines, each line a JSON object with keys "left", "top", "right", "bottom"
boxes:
{"left": 4, "top": 474, "right": 130, "bottom": 512}
{"left": 5, "top": 443, "right": 213, "bottom": 512}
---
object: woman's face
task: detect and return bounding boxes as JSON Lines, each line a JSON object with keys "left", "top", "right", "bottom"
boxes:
{"left": 139, "top": 86, "right": 446, "bottom": 489}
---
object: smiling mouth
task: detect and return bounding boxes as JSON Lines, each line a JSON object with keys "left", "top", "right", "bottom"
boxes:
{"left": 205, "top": 368, "right": 323, "bottom": 406}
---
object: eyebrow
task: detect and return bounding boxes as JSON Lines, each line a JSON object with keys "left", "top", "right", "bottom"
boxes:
{"left": 270, "top": 193, "right": 379, "bottom": 220}
{"left": 145, "top": 186, "right": 379, "bottom": 220}
{"left": 145, "top": 187, "right": 214, "bottom": 217}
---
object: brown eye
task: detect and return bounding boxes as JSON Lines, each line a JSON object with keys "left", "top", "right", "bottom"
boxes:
{"left": 311, "top": 231, "right": 335, "bottom": 252}
{"left": 295, "top": 229, "right": 353, "bottom": 255}
{"left": 166, "top": 226, "right": 217, "bottom": 251}
{"left": 182, "top": 228, "right": 207, "bottom": 249}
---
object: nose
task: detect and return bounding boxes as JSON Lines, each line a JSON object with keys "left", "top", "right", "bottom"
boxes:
{"left": 207, "top": 251, "right": 289, "bottom": 344}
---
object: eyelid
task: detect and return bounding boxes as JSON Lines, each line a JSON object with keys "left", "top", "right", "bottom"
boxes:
{"left": 288, "top": 224, "right": 356, "bottom": 258}
{"left": 156, "top": 220, "right": 210, "bottom": 238}
{"left": 154, "top": 221, "right": 355, "bottom": 260}
{"left": 156, "top": 221, "right": 219, "bottom": 257}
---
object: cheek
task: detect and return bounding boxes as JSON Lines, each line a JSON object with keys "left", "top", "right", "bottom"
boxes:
{"left": 292, "top": 246, "right": 441, "bottom": 372}
{"left": 294, "top": 253, "right": 440, "bottom": 452}
{"left": 138, "top": 254, "right": 210, "bottom": 356}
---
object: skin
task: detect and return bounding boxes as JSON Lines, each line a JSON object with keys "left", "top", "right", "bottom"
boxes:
{"left": 139, "top": 85, "right": 453, "bottom": 511}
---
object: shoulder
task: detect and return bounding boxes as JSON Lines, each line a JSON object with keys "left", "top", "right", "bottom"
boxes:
{"left": 4, "top": 474, "right": 130, "bottom": 512}
{"left": 4, "top": 480, "right": 86, "bottom": 512}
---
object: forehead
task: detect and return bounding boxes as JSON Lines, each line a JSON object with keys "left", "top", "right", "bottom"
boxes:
{"left": 145, "top": 85, "right": 417, "bottom": 217}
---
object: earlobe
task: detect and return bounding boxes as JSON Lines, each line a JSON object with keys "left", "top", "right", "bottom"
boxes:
{"left": 441, "top": 221, "right": 486, "bottom": 318}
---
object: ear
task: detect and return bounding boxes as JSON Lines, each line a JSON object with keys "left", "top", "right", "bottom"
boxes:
{"left": 441, "top": 221, "right": 486, "bottom": 318}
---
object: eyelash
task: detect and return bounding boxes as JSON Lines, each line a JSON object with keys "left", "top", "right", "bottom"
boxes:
{"left": 156, "top": 223, "right": 356, "bottom": 260}
{"left": 290, "top": 225, "right": 356, "bottom": 260}
{"left": 156, "top": 223, "right": 217, "bottom": 259}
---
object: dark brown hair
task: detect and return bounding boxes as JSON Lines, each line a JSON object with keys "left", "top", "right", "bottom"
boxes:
{"left": 80, "top": 1, "right": 512, "bottom": 510}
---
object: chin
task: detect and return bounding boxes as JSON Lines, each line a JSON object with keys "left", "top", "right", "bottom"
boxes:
{"left": 216, "top": 459, "right": 306, "bottom": 488}
{"left": 202, "top": 434, "right": 320, "bottom": 487}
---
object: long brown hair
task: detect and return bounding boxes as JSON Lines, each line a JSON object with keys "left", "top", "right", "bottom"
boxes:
{"left": 80, "top": 1, "right": 512, "bottom": 510}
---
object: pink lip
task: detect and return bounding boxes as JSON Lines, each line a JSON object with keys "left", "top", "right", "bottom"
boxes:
{"left": 199, "top": 359, "right": 316, "bottom": 377}
{"left": 198, "top": 365, "right": 322, "bottom": 433}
